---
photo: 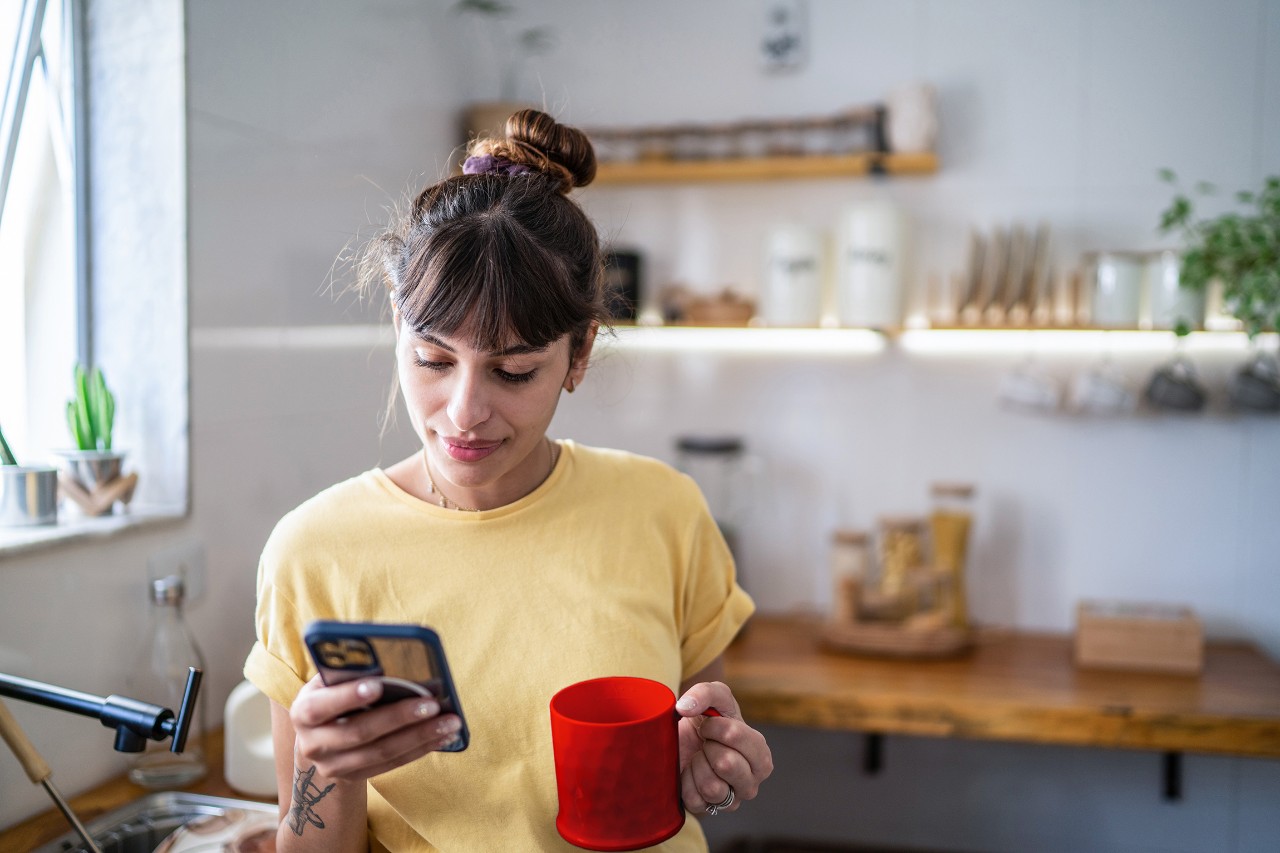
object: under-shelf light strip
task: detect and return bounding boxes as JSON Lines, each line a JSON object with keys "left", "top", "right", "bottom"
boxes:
{"left": 897, "top": 329, "right": 1270, "bottom": 355}
{"left": 605, "top": 326, "right": 887, "bottom": 355}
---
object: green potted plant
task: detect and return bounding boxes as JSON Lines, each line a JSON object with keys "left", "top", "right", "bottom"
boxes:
{"left": 454, "top": 0, "right": 555, "bottom": 143}
{"left": 56, "top": 363, "right": 129, "bottom": 500}
{"left": 1158, "top": 170, "right": 1280, "bottom": 336}
{"left": 1158, "top": 171, "right": 1280, "bottom": 411}
{"left": 0, "top": 422, "right": 59, "bottom": 527}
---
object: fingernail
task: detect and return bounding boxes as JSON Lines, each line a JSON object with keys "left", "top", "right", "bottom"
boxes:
{"left": 356, "top": 679, "right": 381, "bottom": 699}
{"left": 415, "top": 700, "right": 439, "bottom": 718}
{"left": 676, "top": 696, "right": 696, "bottom": 712}
{"left": 444, "top": 735, "right": 464, "bottom": 750}
{"left": 438, "top": 717, "right": 462, "bottom": 735}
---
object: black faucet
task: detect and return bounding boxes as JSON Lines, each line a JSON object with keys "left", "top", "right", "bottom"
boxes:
{"left": 0, "top": 667, "right": 202, "bottom": 853}
{"left": 0, "top": 666, "right": 202, "bottom": 753}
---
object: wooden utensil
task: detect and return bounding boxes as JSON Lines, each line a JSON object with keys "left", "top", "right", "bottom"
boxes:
{"left": 0, "top": 699, "right": 104, "bottom": 853}
{"left": 979, "top": 226, "right": 1008, "bottom": 325}
{"left": 1027, "top": 223, "right": 1052, "bottom": 326}
{"left": 959, "top": 230, "right": 986, "bottom": 325}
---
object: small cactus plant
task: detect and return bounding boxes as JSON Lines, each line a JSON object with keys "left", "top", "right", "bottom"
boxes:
{"left": 66, "top": 364, "right": 115, "bottom": 451}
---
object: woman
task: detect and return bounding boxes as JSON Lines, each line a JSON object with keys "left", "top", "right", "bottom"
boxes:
{"left": 244, "top": 109, "right": 772, "bottom": 852}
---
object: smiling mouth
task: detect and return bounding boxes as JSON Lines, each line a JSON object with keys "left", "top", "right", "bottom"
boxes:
{"left": 442, "top": 438, "right": 502, "bottom": 462}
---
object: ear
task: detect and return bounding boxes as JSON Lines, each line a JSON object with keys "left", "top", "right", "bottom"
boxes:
{"left": 392, "top": 302, "right": 402, "bottom": 339}
{"left": 563, "top": 322, "right": 598, "bottom": 393}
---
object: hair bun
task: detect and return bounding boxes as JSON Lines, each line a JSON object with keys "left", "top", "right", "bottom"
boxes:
{"left": 466, "top": 109, "right": 596, "bottom": 193}
{"left": 504, "top": 109, "right": 596, "bottom": 190}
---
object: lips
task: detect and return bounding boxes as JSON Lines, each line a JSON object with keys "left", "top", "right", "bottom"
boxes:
{"left": 441, "top": 438, "right": 502, "bottom": 463}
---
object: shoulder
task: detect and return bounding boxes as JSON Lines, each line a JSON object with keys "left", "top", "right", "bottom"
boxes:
{"left": 562, "top": 442, "right": 704, "bottom": 509}
{"left": 261, "top": 471, "right": 387, "bottom": 568}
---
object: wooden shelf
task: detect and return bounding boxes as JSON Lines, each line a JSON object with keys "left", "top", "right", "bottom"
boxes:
{"left": 593, "top": 152, "right": 939, "bottom": 185}
{"left": 724, "top": 615, "right": 1280, "bottom": 757}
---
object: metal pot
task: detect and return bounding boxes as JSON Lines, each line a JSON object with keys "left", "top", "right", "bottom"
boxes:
{"left": 0, "top": 466, "right": 58, "bottom": 527}
{"left": 54, "top": 449, "right": 125, "bottom": 491}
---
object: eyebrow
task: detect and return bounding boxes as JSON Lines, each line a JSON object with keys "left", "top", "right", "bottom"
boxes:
{"left": 417, "top": 333, "right": 549, "bottom": 358}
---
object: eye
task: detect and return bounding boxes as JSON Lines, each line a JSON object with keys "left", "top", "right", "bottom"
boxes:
{"left": 413, "top": 353, "right": 450, "bottom": 371}
{"left": 495, "top": 368, "right": 537, "bottom": 384}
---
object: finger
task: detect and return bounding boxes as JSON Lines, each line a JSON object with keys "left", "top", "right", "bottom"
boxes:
{"left": 691, "top": 716, "right": 773, "bottom": 786}
{"left": 690, "top": 750, "right": 737, "bottom": 813}
{"left": 674, "top": 681, "right": 741, "bottom": 720}
{"left": 294, "top": 693, "right": 443, "bottom": 770}
{"left": 316, "top": 714, "right": 464, "bottom": 781}
{"left": 699, "top": 738, "right": 758, "bottom": 801}
{"left": 292, "top": 677, "right": 387, "bottom": 728}
{"left": 680, "top": 764, "right": 705, "bottom": 812}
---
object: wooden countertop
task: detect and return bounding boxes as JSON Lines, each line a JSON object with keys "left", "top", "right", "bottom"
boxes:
{"left": 6, "top": 616, "right": 1280, "bottom": 850}
{"left": 724, "top": 615, "right": 1280, "bottom": 757}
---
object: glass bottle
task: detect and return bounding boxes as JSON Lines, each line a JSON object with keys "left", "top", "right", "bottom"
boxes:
{"left": 829, "top": 529, "right": 870, "bottom": 624}
{"left": 929, "top": 483, "right": 975, "bottom": 628}
{"left": 127, "top": 574, "right": 208, "bottom": 787}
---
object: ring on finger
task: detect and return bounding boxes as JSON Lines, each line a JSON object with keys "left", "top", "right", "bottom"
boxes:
{"left": 705, "top": 786, "right": 735, "bottom": 816}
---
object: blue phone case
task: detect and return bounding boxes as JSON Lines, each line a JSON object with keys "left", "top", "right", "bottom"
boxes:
{"left": 304, "top": 620, "right": 469, "bottom": 752}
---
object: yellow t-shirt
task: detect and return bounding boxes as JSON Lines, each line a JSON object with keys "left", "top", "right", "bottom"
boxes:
{"left": 244, "top": 440, "right": 755, "bottom": 852}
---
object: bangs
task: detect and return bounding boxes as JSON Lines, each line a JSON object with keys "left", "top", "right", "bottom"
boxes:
{"left": 395, "top": 214, "right": 585, "bottom": 351}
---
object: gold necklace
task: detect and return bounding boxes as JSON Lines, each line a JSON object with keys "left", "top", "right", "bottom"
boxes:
{"left": 422, "top": 448, "right": 478, "bottom": 512}
{"left": 421, "top": 439, "right": 560, "bottom": 512}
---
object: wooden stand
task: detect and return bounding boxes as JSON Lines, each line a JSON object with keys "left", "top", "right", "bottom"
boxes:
{"left": 58, "top": 472, "right": 138, "bottom": 517}
{"left": 822, "top": 619, "right": 971, "bottom": 658}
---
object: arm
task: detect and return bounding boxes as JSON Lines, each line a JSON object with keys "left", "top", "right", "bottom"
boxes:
{"left": 269, "top": 675, "right": 464, "bottom": 853}
{"left": 675, "top": 654, "right": 774, "bottom": 816}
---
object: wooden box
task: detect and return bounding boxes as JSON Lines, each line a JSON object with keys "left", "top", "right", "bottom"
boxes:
{"left": 1074, "top": 600, "right": 1204, "bottom": 675}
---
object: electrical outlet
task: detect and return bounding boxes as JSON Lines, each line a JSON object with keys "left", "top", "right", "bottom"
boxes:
{"left": 761, "top": 0, "right": 807, "bottom": 72}
{"left": 147, "top": 540, "right": 207, "bottom": 606}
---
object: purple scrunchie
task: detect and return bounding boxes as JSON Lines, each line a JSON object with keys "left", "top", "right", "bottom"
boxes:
{"left": 462, "top": 154, "right": 535, "bottom": 177}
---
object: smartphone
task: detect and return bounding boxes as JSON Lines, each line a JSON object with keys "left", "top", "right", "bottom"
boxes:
{"left": 303, "top": 620, "right": 469, "bottom": 752}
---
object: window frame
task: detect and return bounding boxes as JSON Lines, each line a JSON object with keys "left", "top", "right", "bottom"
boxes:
{"left": 1, "top": 0, "right": 90, "bottom": 364}
{"left": 1, "top": 0, "right": 189, "bottom": 555}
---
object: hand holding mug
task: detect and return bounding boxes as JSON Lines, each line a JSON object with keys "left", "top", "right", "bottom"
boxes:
{"left": 549, "top": 676, "right": 773, "bottom": 851}
{"left": 675, "top": 682, "right": 773, "bottom": 817}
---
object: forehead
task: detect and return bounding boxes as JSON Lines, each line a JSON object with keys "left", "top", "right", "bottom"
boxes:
{"left": 410, "top": 327, "right": 556, "bottom": 358}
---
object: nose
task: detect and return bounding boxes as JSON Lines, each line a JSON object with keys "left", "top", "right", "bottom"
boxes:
{"left": 445, "top": 367, "right": 491, "bottom": 432}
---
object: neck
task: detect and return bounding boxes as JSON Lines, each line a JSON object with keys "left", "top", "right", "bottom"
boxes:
{"left": 423, "top": 438, "right": 559, "bottom": 511}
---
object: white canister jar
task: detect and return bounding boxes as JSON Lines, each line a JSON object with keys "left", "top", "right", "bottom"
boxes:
{"left": 1086, "top": 251, "right": 1144, "bottom": 328}
{"left": 1143, "top": 250, "right": 1205, "bottom": 331}
{"left": 836, "top": 201, "right": 908, "bottom": 328}
{"left": 761, "top": 225, "right": 825, "bottom": 327}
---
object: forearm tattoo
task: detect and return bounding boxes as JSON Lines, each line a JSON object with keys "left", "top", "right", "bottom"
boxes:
{"left": 289, "top": 763, "right": 336, "bottom": 836}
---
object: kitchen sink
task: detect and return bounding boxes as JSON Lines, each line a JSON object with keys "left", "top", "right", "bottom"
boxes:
{"left": 33, "top": 792, "right": 277, "bottom": 853}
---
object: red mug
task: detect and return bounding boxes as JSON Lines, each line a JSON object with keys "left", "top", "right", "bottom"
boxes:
{"left": 549, "top": 676, "right": 687, "bottom": 851}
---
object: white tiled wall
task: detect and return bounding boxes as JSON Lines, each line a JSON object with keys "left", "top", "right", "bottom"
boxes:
{"left": 3, "top": 1, "right": 1278, "bottom": 849}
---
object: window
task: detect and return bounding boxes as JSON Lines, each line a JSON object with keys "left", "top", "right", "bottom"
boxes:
{"left": 0, "top": 0, "right": 84, "bottom": 468}
{"left": 2, "top": 0, "right": 188, "bottom": 552}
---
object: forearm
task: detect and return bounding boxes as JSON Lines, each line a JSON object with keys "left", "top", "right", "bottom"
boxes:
{"left": 276, "top": 764, "right": 369, "bottom": 853}
{"left": 271, "top": 701, "right": 368, "bottom": 853}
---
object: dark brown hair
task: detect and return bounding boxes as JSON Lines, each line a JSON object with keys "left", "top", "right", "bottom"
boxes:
{"left": 365, "top": 109, "right": 605, "bottom": 357}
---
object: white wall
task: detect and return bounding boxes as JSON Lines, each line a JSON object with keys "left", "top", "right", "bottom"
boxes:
{"left": 2, "top": 1, "right": 1278, "bottom": 850}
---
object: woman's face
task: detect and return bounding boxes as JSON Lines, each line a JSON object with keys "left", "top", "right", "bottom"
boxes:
{"left": 394, "top": 315, "right": 592, "bottom": 509}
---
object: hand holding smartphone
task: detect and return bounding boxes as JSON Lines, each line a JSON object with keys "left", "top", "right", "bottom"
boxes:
{"left": 304, "top": 620, "right": 469, "bottom": 752}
